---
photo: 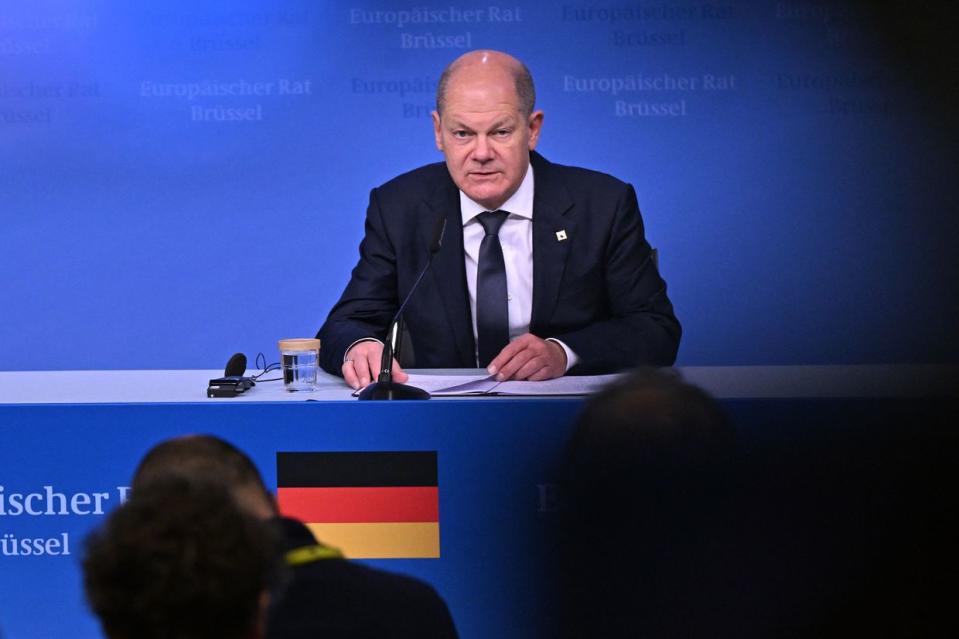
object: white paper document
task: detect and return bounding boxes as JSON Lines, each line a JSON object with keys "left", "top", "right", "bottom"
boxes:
{"left": 402, "top": 373, "right": 624, "bottom": 396}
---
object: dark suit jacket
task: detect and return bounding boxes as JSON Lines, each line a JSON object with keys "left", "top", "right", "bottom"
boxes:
{"left": 318, "top": 152, "right": 680, "bottom": 375}
{"left": 268, "top": 517, "right": 458, "bottom": 639}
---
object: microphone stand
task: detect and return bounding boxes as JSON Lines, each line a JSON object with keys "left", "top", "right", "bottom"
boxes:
{"left": 357, "top": 320, "right": 430, "bottom": 400}
{"left": 358, "top": 217, "right": 446, "bottom": 401}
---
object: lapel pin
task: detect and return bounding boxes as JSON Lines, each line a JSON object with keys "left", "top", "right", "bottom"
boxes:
{"left": 555, "top": 230, "right": 568, "bottom": 242}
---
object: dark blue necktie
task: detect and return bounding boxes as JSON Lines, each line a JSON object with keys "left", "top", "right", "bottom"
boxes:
{"left": 476, "top": 210, "right": 510, "bottom": 367}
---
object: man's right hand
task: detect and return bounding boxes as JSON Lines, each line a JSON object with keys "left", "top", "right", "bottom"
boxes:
{"left": 342, "top": 340, "right": 409, "bottom": 390}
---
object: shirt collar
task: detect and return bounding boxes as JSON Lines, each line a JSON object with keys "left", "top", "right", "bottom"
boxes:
{"left": 460, "top": 163, "right": 535, "bottom": 225}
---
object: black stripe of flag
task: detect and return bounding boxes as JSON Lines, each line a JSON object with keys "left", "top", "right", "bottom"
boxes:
{"left": 276, "top": 452, "right": 437, "bottom": 487}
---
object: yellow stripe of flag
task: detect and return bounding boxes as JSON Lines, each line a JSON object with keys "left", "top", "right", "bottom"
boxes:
{"left": 306, "top": 522, "right": 440, "bottom": 559}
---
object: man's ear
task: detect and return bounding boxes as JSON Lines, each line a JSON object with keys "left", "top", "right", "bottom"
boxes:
{"left": 431, "top": 111, "right": 444, "bottom": 152}
{"left": 527, "top": 110, "right": 544, "bottom": 150}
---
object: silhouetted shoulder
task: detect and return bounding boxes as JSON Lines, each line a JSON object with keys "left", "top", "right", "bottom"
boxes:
{"left": 268, "top": 518, "right": 458, "bottom": 639}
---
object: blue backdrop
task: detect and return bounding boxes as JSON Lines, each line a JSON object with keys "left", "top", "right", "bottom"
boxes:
{"left": 2, "top": 0, "right": 957, "bottom": 370}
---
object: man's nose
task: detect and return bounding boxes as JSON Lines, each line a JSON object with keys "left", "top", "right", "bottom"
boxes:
{"left": 472, "top": 135, "right": 493, "bottom": 161}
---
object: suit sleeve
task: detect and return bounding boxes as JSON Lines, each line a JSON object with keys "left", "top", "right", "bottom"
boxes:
{"left": 317, "top": 188, "right": 399, "bottom": 376}
{"left": 554, "top": 184, "right": 681, "bottom": 373}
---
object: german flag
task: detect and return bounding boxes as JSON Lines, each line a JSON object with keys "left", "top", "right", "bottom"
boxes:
{"left": 276, "top": 451, "right": 439, "bottom": 559}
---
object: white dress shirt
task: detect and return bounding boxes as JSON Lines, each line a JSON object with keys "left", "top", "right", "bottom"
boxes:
{"left": 460, "top": 165, "right": 578, "bottom": 371}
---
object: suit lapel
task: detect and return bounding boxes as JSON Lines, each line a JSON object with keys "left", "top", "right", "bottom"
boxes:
{"left": 424, "top": 177, "right": 475, "bottom": 366}
{"left": 530, "top": 153, "right": 575, "bottom": 333}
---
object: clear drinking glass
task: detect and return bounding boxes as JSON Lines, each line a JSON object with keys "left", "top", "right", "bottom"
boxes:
{"left": 277, "top": 338, "right": 320, "bottom": 392}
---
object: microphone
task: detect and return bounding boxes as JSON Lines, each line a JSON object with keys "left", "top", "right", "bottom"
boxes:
{"left": 225, "top": 353, "right": 247, "bottom": 377}
{"left": 223, "top": 353, "right": 255, "bottom": 387}
{"left": 207, "top": 353, "right": 255, "bottom": 398}
{"left": 358, "top": 214, "right": 447, "bottom": 400}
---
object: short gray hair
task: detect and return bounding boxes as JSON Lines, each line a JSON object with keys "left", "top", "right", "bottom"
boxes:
{"left": 435, "top": 58, "right": 536, "bottom": 116}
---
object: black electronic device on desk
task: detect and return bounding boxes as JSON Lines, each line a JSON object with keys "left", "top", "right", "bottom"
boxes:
{"left": 207, "top": 353, "right": 255, "bottom": 397}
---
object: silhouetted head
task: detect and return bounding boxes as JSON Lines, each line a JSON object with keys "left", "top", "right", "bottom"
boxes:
{"left": 83, "top": 475, "right": 276, "bottom": 639}
{"left": 132, "top": 434, "right": 276, "bottom": 519}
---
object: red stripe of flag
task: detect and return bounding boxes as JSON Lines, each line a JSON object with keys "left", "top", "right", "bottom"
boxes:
{"left": 277, "top": 486, "right": 439, "bottom": 523}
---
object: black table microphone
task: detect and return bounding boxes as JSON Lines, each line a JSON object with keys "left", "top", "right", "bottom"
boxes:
{"left": 225, "top": 352, "right": 247, "bottom": 377}
{"left": 207, "top": 353, "right": 255, "bottom": 397}
{"left": 358, "top": 214, "right": 447, "bottom": 400}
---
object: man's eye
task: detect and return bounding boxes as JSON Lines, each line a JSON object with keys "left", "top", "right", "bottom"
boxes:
{"left": 494, "top": 129, "right": 512, "bottom": 137}
{"left": 452, "top": 130, "right": 471, "bottom": 139}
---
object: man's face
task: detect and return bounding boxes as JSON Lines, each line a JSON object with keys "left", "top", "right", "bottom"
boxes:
{"left": 432, "top": 66, "right": 543, "bottom": 211}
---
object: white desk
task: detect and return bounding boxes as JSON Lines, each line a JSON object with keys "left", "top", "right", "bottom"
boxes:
{"left": 0, "top": 364, "right": 956, "bottom": 404}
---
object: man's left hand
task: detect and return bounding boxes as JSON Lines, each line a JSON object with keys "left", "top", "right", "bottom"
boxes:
{"left": 487, "top": 333, "right": 567, "bottom": 381}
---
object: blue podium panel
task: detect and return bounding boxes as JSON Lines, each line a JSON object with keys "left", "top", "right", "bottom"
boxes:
{"left": 1, "top": 391, "right": 955, "bottom": 637}
{"left": 0, "top": 399, "right": 581, "bottom": 639}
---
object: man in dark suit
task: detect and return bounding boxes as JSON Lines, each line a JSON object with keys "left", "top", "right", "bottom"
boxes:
{"left": 319, "top": 50, "right": 680, "bottom": 389}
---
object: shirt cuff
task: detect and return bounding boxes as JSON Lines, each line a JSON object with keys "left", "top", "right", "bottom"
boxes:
{"left": 545, "top": 338, "right": 579, "bottom": 373}
{"left": 344, "top": 338, "right": 382, "bottom": 362}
